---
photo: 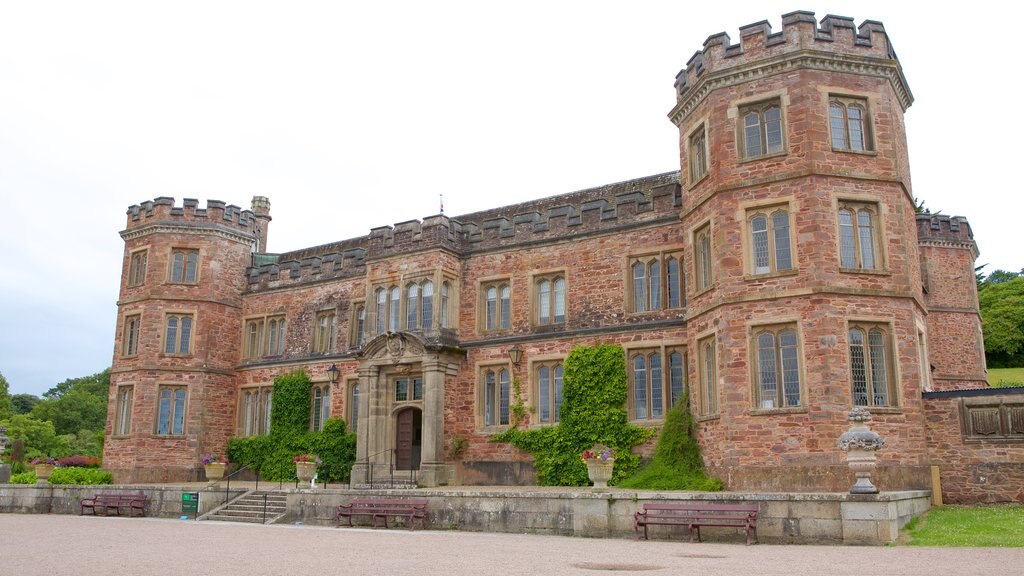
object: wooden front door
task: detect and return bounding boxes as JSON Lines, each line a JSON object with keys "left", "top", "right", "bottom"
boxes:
{"left": 395, "top": 408, "right": 421, "bottom": 470}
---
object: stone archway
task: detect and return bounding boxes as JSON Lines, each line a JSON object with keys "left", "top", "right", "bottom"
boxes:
{"left": 349, "top": 331, "right": 462, "bottom": 488}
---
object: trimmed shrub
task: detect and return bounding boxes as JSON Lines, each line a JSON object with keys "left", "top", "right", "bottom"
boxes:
{"left": 48, "top": 467, "right": 113, "bottom": 485}
{"left": 57, "top": 455, "right": 101, "bottom": 468}
{"left": 10, "top": 472, "right": 36, "bottom": 484}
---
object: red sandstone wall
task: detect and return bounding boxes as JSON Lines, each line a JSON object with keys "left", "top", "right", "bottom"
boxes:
{"left": 924, "top": 395, "right": 1024, "bottom": 503}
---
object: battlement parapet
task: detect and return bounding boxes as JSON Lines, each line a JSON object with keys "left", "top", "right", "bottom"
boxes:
{"left": 246, "top": 246, "right": 368, "bottom": 289}
{"left": 916, "top": 214, "right": 977, "bottom": 253}
{"left": 671, "top": 11, "right": 910, "bottom": 124}
{"left": 125, "top": 197, "right": 258, "bottom": 235}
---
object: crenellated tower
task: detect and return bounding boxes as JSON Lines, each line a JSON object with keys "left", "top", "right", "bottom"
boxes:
{"left": 105, "top": 197, "right": 265, "bottom": 482}
{"left": 671, "top": 11, "right": 930, "bottom": 491}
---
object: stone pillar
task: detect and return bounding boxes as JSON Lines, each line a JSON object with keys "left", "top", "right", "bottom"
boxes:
{"left": 350, "top": 365, "right": 379, "bottom": 488}
{"left": 250, "top": 196, "right": 272, "bottom": 253}
{"left": 418, "top": 356, "right": 451, "bottom": 487}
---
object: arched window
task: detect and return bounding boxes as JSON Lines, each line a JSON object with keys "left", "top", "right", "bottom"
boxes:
{"left": 440, "top": 282, "right": 451, "bottom": 328}
{"left": 421, "top": 280, "right": 434, "bottom": 329}
{"left": 389, "top": 287, "right": 400, "bottom": 332}
{"left": 536, "top": 274, "right": 566, "bottom": 325}
{"left": 748, "top": 208, "right": 792, "bottom": 275}
{"left": 406, "top": 283, "right": 420, "bottom": 330}
{"left": 375, "top": 288, "right": 386, "bottom": 334}
{"left": 849, "top": 324, "right": 894, "bottom": 407}
{"left": 829, "top": 97, "right": 872, "bottom": 152}
{"left": 742, "top": 102, "right": 783, "bottom": 158}
{"left": 482, "top": 368, "right": 511, "bottom": 426}
{"left": 838, "top": 203, "right": 880, "bottom": 270}
{"left": 536, "top": 362, "right": 564, "bottom": 424}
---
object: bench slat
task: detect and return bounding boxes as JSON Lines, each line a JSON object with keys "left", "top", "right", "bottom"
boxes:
{"left": 634, "top": 502, "right": 758, "bottom": 545}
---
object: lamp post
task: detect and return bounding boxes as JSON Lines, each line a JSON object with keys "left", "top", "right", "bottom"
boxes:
{"left": 507, "top": 344, "right": 523, "bottom": 369}
{"left": 326, "top": 364, "right": 340, "bottom": 385}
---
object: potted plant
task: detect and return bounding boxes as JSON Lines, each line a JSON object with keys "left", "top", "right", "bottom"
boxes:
{"left": 202, "top": 454, "right": 228, "bottom": 481}
{"left": 293, "top": 454, "right": 321, "bottom": 483}
{"left": 31, "top": 456, "right": 58, "bottom": 484}
{"left": 581, "top": 444, "right": 615, "bottom": 488}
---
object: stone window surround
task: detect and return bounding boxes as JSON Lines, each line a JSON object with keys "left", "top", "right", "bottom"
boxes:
{"left": 623, "top": 342, "right": 687, "bottom": 423}
{"left": 112, "top": 383, "right": 134, "bottom": 437}
{"left": 691, "top": 220, "right": 714, "bottom": 296}
{"left": 625, "top": 248, "right": 686, "bottom": 314}
{"left": 167, "top": 246, "right": 201, "bottom": 285}
{"left": 371, "top": 273, "right": 453, "bottom": 336}
{"left": 528, "top": 355, "right": 566, "bottom": 426}
{"left": 237, "top": 384, "right": 273, "bottom": 437}
{"left": 477, "top": 360, "right": 513, "bottom": 431}
{"left": 243, "top": 313, "right": 287, "bottom": 359}
{"left": 828, "top": 93, "right": 875, "bottom": 153}
{"left": 747, "top": 320, "right": 807, "bottom": 415}
{"left": 846, "top": 318, "right": 902, "bottom": 410}
{"left": 477, "top": 276, "right": 513, "bottom": 334}
{"left": 154, "top": 383, "right": 188, "bottom": 437}
{"left": 732, "top": 91, "right": 789, "bottom": 161}
{"left": 834, "top": 194, "right": 888, "bottom": 274}
{"left": 312, "top": 309, "right": 337, "bottom": 354}
{"left": 127, "top": 246, "right": 148, "bottom": 288}
{"left": 687, "top": 121, "right": 709, "bottom": 186}
{"left": 696, "top": 330, "right": 718, "bottom": 419}
{"left": 528, "top": 269, "right": 567, "bottom": 327}
{"left": 121, "top": 311, "right": 142, "bottom": 357}
{"left": 161, "top": 309, "right": 196, "bottom": 357}
{"left": 740, "top": 198, "right": 797, "bottom": 278}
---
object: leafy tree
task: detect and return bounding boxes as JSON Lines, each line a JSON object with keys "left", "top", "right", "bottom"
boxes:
{"left": 11, "top": 394, "right": 40, "bottom": 415}
{"left": 0, "top": 371, "right": 11, "bottom": 420}
{"left": 30, "top": 369, "right": 109, "bottom": 436}
{"left": 978, "top": 272, "right": 1024, "bottom": 368}
{"left": 0, "top": 414, "right": 70, "bottom": 458}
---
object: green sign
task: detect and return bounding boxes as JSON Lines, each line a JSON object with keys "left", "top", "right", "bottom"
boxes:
{"left": 182, "top": 492, "right": 199, "bottom": 515}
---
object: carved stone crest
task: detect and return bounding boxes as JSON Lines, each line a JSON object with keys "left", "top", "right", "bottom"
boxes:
{"left": 386, "top": 333, "right": 405, "bottom": 358}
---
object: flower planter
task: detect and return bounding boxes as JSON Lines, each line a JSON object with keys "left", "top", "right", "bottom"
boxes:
{"left": 295, "top": 461, "right": 317, "bottom": 483}
{"left": 204, "top": 462, "right": 226, "bottom": 481}
{"left": 585, "top": 459, "right": 614, "bottom": 488}
{"left": 34, "top": 464, "right": 55, "bottom": 484}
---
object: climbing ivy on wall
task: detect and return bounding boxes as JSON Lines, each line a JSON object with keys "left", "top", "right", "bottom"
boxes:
{"left": 493, "top": 344, "right": 654, "bottom": 486}
{"left": 227, "top": 371, "right": 356, "bottom": 482}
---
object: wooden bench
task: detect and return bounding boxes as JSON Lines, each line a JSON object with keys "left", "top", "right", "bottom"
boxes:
{"left": 634, "top": 502, "right": 758, "bottom": 545}
{"left": 80, "top": 493, "right": 148, "bottom": 517}
{"left": 335, "top": 498, "right": 428, "bottom": 530}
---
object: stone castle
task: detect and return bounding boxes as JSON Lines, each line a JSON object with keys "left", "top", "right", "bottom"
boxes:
{"left": 105, "top": 11, "right": 1024, "bottom": 503}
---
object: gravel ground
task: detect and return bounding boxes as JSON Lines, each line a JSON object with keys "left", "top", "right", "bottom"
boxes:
{"left": 1, "top": 513, "right": 1020, "bottom": 576}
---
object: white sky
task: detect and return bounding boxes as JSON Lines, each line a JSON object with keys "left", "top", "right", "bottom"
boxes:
{"left": 1, "top": 1, "right": 1020, "bottom": 397}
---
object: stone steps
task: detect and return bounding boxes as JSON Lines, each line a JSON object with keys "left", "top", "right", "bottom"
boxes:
{"left": 203, "top": 491, "right": 288, "bottom": 524}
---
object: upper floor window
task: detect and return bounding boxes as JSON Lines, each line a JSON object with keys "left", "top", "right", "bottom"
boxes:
{"left": 482, "top": 280, "right": 511, "bottom": 332}
{"left": 245, "top": 315, "right": 286, "bottom": 359}
{"left": 849, "top": 323, "right": 896, "bottom": 408}
{"left": 347, "top": 379, "right": 360, "bottom": 432}
{"left": 748, "top": 208, "right": 793, "bottom": 275}
{"left": 313, "top": 311, "right": 335, "bottom": 354}
{"left": 128, "top": 250, "right": 147, "bottom": 287}
{"left": 829, "top": 97, "right": 872, "bottom": 152}
{"left": 535, "top": 274, "right": 566, "bottom": 326}
{"left": 838, "top": 202, "right": 881, "bottom": 271}
{"left": 698, "top": 336, "right": 717, "bottom": 416}
{"left": 689, "top": 125, "right": 708, "bottom": 183}
{"left": 629, "top": 348, "right": 686, "bottom": 421}
{"left": 239, "top": 386, "right": 272, "bottom": 437}
{"left": 389, "top": 287, "right": 400, "bottom": 331}
{"left": 440, "top": 281, "right": 451, "bottom": 328}
{"left": 311, "top": 382, "right": 331, "bottom": 432}
{"left": 695, "top": 224, "right": 712, "bottom": 292}
{"left": 156, "top": 385, "right": 187, "bottom": 436}
{"left": 169, "top": 248, "right": 199, "bottom": 284}
{"left": 741, "top": 100, "right": 783, "bottom": 158}
{"left": 350, "top": 304, "right": 366, "bottom": 348}
{"left": 122, "top": 314, "right": 141, "bottom": 357}
{"left": 375, "top": 288, "right": 387, "bottom": 334}
{"left": 164, "top": 313, "right": 193, "bottom": 355}
{"left": 113, "top": 385, "right": 134, "bottom": 436}
{"left": 481, "top": 366, "right": 510, "bottom": 427}
{"left": 535, "top": 361, "right": 564, "bottom": 424}
{"left": 406, "top": 279, "right": 434, "bottom": 330}
{"left": 629, "top": 252, "right": 684, "bottom": 312}
{"left": 753, "top": 325, "right": 802, "bottom": 409}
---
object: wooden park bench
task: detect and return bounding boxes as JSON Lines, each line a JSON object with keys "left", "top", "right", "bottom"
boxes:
{"left": 634, "top": 502, "right": 758, "bottom": 545}
{"left": 80, "top": 493, "right": 149, "bottom": 517}
{"left": 335, "top": 498, "right": 428, "bottom": 530}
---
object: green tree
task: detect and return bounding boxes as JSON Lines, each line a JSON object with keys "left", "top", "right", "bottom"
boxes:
{"left": 978, "top": 272, "right": 1024, "bottom": 368}
{"left": 0, "top": 371, "right": 11, "bottom": 420}
{"left": 11, "top": 393, "right": 40, "bottom": 415}
{"left": 0, "top": 414, "right": 70, "bottom": 457}
{"left": 30, "top": 369, "right": 110, "bottom": 436}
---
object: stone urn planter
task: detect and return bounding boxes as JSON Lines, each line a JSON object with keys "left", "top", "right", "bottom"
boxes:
{"left": 585, "top": 459, "right": 615, "bottom": 488}
{"left": 295, "top": 461, "right": 318, "bottom": 483}
{"left": 34, "top": 464, "right": 55, "bottom": 484}
{"left": 836, "top": 407, "right": 885, "bottom": 494}
{"left": 204, "top": 462, "right": 227, "bottom": 481}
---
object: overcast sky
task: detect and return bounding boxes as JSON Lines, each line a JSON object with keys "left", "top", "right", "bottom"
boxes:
{"left": 1, "top": 1, "right": 1020, "bottom": 397}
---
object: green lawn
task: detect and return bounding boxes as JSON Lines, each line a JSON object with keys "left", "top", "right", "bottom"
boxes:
{"left": 988, "top": 367, "right": 1024, "bottom": 388}
{"left": 903, "top": 505, "right": 1024, "bottom": 546}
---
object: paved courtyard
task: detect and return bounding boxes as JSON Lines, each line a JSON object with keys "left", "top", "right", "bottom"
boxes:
{"left": 1, "top": 513, "right": 1019, "bottom": 575}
